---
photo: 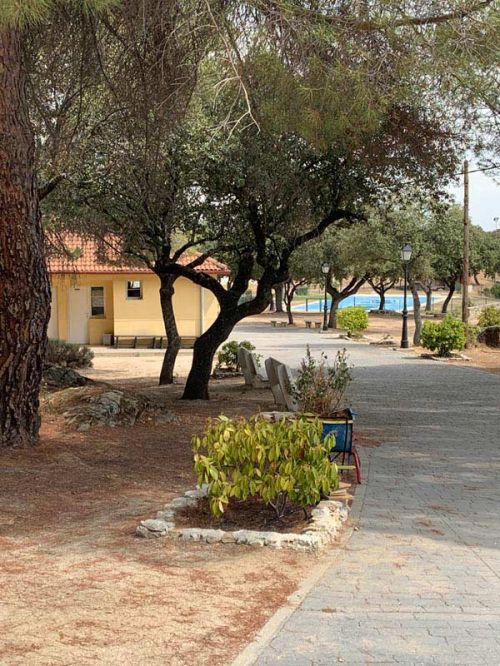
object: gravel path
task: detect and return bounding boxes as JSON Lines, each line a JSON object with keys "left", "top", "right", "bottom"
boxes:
{"left": 231, "top": 323, "right": 500, "bottom": 665}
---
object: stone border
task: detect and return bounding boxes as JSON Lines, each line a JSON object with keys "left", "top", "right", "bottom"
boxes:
{"left": 135, "top": 486, "right": 349, "bottom": 552}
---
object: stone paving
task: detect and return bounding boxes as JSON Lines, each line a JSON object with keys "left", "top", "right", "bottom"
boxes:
{"left": 231, "top": 323, "right": 500, "bottom": 666}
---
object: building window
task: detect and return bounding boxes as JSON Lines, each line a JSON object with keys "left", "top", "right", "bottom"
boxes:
{"left": 91, "top": 286, "right": 105, "bottom": 316}
{"left": 127, "top": 280, "right": 142, "bottom": 299}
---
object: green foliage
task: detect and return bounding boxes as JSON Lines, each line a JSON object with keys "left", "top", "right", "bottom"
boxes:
{"left": 296, "top": 286, "right": 309, "bottom": 296}
{"left": 193, "top": 416, "right": 339, "bottom": 518}
{"left": 484, "top": 284, "right": 500, "bottom": 299}
{"left": 238, "top": 289, "right": 254, "bottom": 305}
{"left": 478, "top": 305, "right": 500, "bottom": 328}
{"left": 337, "top": 306, "right": 369, "bottom": 334}
{"left": 294, "top": 347, "right": 352, "bottom": 416}
{"left": 46, "top": 338, "right": 94, "bottom": 368}
{"left": 465, "top": 324, "right": 479, "bottom": 348}
{"left": 216, "top": 340, "right": 256, "bottom": 371}
{"left": 421, "top": 316, "right": 466, "bottom": 356}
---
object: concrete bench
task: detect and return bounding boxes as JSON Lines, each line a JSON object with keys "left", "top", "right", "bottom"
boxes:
{"left": 305, "top": 320, "right": 313, "bottom": 328}
{"left": 237, "top": 347, "right": 269, "bottom": 388}
{"left": 265, "top": 357, "right": 287, "bottom": 410}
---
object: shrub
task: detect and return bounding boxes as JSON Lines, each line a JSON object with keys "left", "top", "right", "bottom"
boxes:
{"left": 296, "top": 286, "right": 308, "bottom": 296}
{"left": 293, "top": 346, "right": 352, "bottom": 416}
{"left": 478, "top": 305, "right": 500, "bottom": 328}
{"left": 421, "top": 316, "right": 466, "bottom": 357}
{"left": 193, "top": 415, "right": 339, "bottom": 518}
{"left": 465, "top": 324, "right": 479, "bottom": 348}
{"left": 484, "top": 284, "right": 500, "bottom": 299}
{"left": 46, "top": 339, "right": 94, "bottom": 368}
{"left": 238, "top": 289, "right": 253, "bottom": 305}
{"left": 337, "top": 306, "right": 368, "bottom": 334}
{"left": 216, "top": 340, "right": 256, "bottom": 371}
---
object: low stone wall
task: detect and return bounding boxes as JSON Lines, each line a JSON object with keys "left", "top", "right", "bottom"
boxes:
{"left": 136, "top": 487, "right": 349, "bottom": 553}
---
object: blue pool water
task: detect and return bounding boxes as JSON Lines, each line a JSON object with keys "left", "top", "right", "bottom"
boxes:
{"left": 293, "top": 294, "right": 430, "bottom": 313}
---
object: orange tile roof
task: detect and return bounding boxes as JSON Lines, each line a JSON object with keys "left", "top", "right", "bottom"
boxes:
{"left": 46, "top": 235, "right": 230, "bottom": 276}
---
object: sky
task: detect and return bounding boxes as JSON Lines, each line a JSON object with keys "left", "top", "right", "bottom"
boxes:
{"left": 448, "top": 165, "right": 500, "bottom": 232}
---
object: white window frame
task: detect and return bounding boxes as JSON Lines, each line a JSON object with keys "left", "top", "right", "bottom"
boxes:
{"left": 126, "top": 280, "right": 143, "bottom": 300}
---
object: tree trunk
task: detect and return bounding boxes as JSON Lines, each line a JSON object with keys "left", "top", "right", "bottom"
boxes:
{"left": 275, "top": 283, "right": 284, "bottom": 312}
{"left": 158, "top": 274, "right": 181, "bottom": 385}
{"left": 268, "top": 291, "right": 275, "bottom": 311}
{"left": 441, "top": 280, "right": 456, "bottom": 314}
{"left": 378, "top": 290, "right": 386, "bottom": 311}
{"left": 328, "top": 297, "right": 341, "bottom": 329}
{"left": 182, "top": 315, "right": 236, "bottom": 400}
{"left": 409, "top": 278, "right": 422, "bottom": 345}
{"left": 425, "top": 287, "right": 432, "bottom": 312}
{"left": 0, "top": 29, "right": 51, "bottom": 448}
{"left": 284, "top": 282, "right": 295, "bottom": 325}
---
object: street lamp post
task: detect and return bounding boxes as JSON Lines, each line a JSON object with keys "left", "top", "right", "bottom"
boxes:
{"left": 400, "top": 244, "right": 412, "bottom": 349}
{"left": 321, "top": 262, "right": 330, "bottom": 331}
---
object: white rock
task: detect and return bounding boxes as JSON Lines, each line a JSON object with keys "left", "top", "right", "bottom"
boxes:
{"left": 205, "top": 530, "right": 225, "bottom": 544}
{"left": 169, "top": 497, "right": 196, "bottom": 509}
{"left": 184, "top": 486, "right": 208, "bottom": 499}
{"left": 140, "top": 519, "right": 174, "bottom": 533}
{"left": 156, "top": 510, "right": 175, "bottom": 521}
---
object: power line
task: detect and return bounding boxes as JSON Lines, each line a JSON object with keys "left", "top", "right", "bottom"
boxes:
{"left": 455, "top": 164, "right": 500, "bottom": 176}
{"left": 386, "top": 163, "right": 499, "bottom": 190}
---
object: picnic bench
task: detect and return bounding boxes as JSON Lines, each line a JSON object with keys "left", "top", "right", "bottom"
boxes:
{"left": 270, "top": 320, "right": 288, "bottom": 328}
{"left": 305, "top": 320, "right": 322, "bottom": 329}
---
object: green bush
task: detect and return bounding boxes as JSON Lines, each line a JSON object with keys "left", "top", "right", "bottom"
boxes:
{"left": 46, "top": 339, "right": 94, "bottom": 368}
{"left": 296, "top": 286, "right": 309, "bottom": 296}
{"left": 465, "top": 324, "right": 479, "bottom": 348}
{"left": 478, "top": 305, "right": 500, "bottom": 328}
{"left": 193, "top": 415, "right": 339, "bottom": 518}
{"left": 293, "top": 346, "right": 352, "bottom": 416}
{"left": 421, "top": 316, "right": 466, "bottom": 356}
{"left": 238, "top": 289, "right": 253, "bottom": 305}
{"left": 337, "top": 306, "right": 369, "bottom": 334}
{"left": 216, "top": 340, "right": 256, "bottom": 371}
{"left": 484, "top": 284, "right": 500, "bottom": 299}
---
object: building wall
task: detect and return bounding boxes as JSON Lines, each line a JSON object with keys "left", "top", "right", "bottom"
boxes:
{"left": 49, "top": 273, "right": 219, "bottom": 344}
{"left": 49, "top": 274, "right": 114, "bottom": 345}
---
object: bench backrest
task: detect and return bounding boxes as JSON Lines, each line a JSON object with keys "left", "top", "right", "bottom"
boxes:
{"left": 277, "top": 363, "right": 299, "bottom": 412}
{"left": 265, "top": 357, "right": 287, "bottom": 409}
{"left": 237, "top": 347, "right": 254, "bottom": 385}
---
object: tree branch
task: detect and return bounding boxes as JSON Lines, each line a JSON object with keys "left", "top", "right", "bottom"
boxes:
{"left": 38, "top": 174, "right": 66, "bottom": 201}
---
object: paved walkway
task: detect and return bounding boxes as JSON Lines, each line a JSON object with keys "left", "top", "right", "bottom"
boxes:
{"left": 231, "top": 323, "right": 500, "bottom": 665}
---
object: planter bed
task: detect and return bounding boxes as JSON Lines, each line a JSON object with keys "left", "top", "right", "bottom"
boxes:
{"left": 136, "top": 486, "right": 349, "bottom": 552}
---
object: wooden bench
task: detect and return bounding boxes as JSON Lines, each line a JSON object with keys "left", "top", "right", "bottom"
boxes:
{"left": 114, "top": 335, "right": 166, "bottom": 349}
{"left": 113, "top": 335, "right": 196, "bottom": 349}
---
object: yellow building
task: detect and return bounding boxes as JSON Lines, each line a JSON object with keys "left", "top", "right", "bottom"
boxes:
{"left": 47, "top": 237, "right": 228, "bottom": 346}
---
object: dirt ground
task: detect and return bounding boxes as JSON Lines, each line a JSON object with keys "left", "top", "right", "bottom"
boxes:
{"left": 0, "top": 381, "right": 318, "bottom": 666}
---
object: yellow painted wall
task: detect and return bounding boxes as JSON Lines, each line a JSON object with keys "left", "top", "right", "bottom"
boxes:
{"left": 49, "top": 274, "right": 114, "bottom": 345}
{"left": 49, "top": 272, "right": 219, "bottom": 344}
{"left": 112, "top": 274, "right": 218, "bottom": 337}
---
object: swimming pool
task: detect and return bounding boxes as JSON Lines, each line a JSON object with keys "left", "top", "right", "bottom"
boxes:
{"left": 292, "top": 294, "right": 431, "bottom": 313}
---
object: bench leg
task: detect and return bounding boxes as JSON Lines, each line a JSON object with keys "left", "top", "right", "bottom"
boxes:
{"left": 350, "top": 448, "right": 362, "bottom": 484}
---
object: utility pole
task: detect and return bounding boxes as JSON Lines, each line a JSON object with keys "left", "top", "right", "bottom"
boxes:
{"left": 462, "top": 159, "right": 470, "bottom": 337}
